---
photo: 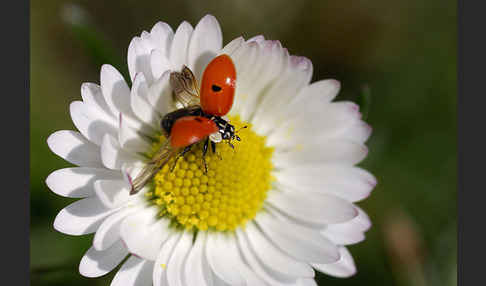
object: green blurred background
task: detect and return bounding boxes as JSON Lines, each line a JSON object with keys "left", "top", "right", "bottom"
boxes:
{"left": 30, "top": 0, "right": 457, "bottom": 285}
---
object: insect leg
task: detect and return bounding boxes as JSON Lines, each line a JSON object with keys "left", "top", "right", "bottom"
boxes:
{"left": 227, "top": 141, "right": 235, "bottom": 151}
{"left": 202, "top": 138, "right": 209, "bottom": 173}
{"left": 170, "top": 146, "right": 192, "bottom": 172}
{"left": 211, "top": 141, "right": 223, "bottom": 160}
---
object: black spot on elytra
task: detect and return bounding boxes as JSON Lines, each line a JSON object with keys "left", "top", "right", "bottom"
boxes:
{"left": 211, "top": 84, "right": 222, "bottom": 92}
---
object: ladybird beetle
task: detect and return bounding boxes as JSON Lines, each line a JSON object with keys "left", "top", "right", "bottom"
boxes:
{"left": 164, "top": 54, "right": 241, "bottom": 161}
{"left": 129, "top": 54, "right": 241, "bottom": 195}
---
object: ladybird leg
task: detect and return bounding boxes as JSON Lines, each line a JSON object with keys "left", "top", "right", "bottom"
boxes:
{"left": 227, "top": 141, "right": 235, "bottom": 151}
{"left": 201, "top": 138, "right": 209, "bottom": 173}
{"left": 203, "top": 138, "right": 209, "bottom": 156}
{"left": 211, "top": 141, "right": 223, "bottom": 160}
{"left": 170, "top": 145, "right": 192, "bottom": 172}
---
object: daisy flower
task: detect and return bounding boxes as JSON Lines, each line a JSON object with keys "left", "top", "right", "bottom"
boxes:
{"left": 47, "top": 14, "right": 376, "bottom": 286}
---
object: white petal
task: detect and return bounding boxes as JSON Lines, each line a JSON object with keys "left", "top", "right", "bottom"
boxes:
{"left": 266, "top": 102, "right": 362, "bottom": 149}
{"left": 238, "top": 40, "right": 286, "bottom": 121}
{"left": 255, "top": 211, "right": 340, "bottom": 264}
{"left": 46, "top": 167, "right": 121, "bottom": 198}
{"left": 275, "top": 165, "right": 376, "bottom": 203}
{"left": 321, "top": 224, "right": 365, "bottom": 246}
{"left": 127, "top": 37, "right": 154, "bottom": 84}
{"left": 340, "top": 120, "right": 373, "bottom": 144}
{"left": 285, "top": 79, "right": 341, "bottom": 118}
{"left": 118, "top": 113, "right": 152, "bottom": 153}
{"left": 127, "top": 38, "right": 143, "bottom": 83}
{"left": 273, "top": 140, "right": 368, "bottom": 168}
{"left": 240, "top": 267, "right": 267, "bottom": 286}
{"left": 47, "top": 130, "right": 103, "bottom": 167}
{"left": 110, "top": 256, "right": 154, "bottom": 286}
{"left": 299, "top": 78, "right": 340, "bottom": 102}
{"left": 351, "top": 206, "right": 372, "bottom": 231}
{"left": 120, "top": 207, "right": 170, "bottom": 260}
{"left": 120, "top": 162, "right": 151, "bottom": 194}
{"left": 213, "top": 273, "right": 231, "bottom": 286}
{"left": 101, "top": 134, "right": 143, "bottom": 170}
{"left": 230, "top": 41, "right": 263, "bottom": 117}
{"left": 188, "top": 14, "right": 222, "bottom": 80}
{"left": 81, "top": 82, "right": 115, "bottom": 118}
{"left": 167, "top": 231, "right": 193, "bottom": 286}
{"left": 100, "top": 64, "right": 131, "bottom": 117}
{"left": 245, "top": 222, "right": 314, "bottom": 279}
{"left": 266, "top": 190, "right": 358, "bottom": 225}
{"left": 53, "top": 197, "right": 117, "bottom": 235}
{"left": 170, "top": 21, "right": 193, "bottom": 71}
{"left": 150, "top": 21, "right": 174, "bottom": 58}
{"left": 184, "top": 232, "right": 212, "bottom": 286}
{"left": 147, "top": 71, "right": 172, "bottom": 116}
{"left": 230, "top": 42, "right": 267, "bottom": 117}
{"left": 93, "top": 205, "right": 142, "bottom": 250}
{"left": 321, "top": 206, "right": 371, "bottom": 245}
{"left": 219, "top": 36, "right": 244, "bottom": 56}
{"left": 151, "top": 49, "right": 172, "bottom": 80}
{"left": 247, "top": 35, "right": 265, "bottom": 43}
{"left": 312, "top": 247, "right": 356, "bottom": 278}
{"left": 94, "top": 179, "right": 131, "bottom": 209}
{"left": 79, "top": 240, "right": 128, "bottom": 278}
{"left": 235, "top": 228, "right": 296, "bottom": 286}
{"left": 153, "top": 233, "right": 182, "bottom": 286}
{"left": 70, "top": 101, "right": 118, "bottom": 146}
{"left": 131, "top": 72, "right": 161, "bottom": 128}
{"left": 251, "top": 55, "right": 313, "bottom": 135}
{"left": 206, "top": 233, "right": 246, "bottom": 285}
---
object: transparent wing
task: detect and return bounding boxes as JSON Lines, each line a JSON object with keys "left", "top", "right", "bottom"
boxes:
{"left": 170, "top": 66, "right": 201, "bottom": 108}
{"left": 128, "top": 139, "right": 177, "bottom": 195}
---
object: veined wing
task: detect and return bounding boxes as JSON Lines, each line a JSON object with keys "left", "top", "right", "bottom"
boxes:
{"left": 129, "top": 139, "right": 177, "bottom": 195}
{"left": 170, "top": 66, "right": 201, "bottom": 108}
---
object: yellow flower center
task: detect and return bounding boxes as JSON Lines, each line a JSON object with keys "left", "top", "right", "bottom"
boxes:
{"left": 145, "top": 116, "right": 274, "bottom": 232}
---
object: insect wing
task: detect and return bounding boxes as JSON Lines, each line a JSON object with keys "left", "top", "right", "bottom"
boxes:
{"left": 128, "top": 139, "right": 177, "bottom": 195}
{"left": 199, "top": 54, "right": 236, "bottom": 116}
{"left": 170, "top": 66, "right": 200, "bottom": 108}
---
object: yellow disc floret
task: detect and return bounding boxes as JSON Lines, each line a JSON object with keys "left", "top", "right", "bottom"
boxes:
{"left": 145, "top": 116, "right": 274, "bottom": 232}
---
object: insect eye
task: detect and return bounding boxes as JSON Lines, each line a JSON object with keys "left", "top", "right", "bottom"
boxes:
{"left": 211, "top": 84, "right": 222, "bottom": 92}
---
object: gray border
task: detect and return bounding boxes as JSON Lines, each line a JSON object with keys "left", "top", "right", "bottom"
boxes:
{"left": 459, "top": 0, "right": 485, "bottom": 285}
{"left": 3, "top": 0, "right": 29, "bottom": 284}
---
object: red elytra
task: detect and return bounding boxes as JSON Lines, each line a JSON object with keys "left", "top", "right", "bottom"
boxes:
{"left": 170, "top": 116, "right": 219, "bottom": 148}
{"left": 200, "top": 54, "right": 237, "bottom": 116}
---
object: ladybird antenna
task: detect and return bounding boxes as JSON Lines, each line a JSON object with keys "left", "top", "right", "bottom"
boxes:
{"left": 231, "top": 125, "right": 247, "bottom": 142}
{"left": 236, "top": 125, "right": 248, "bottom": 133}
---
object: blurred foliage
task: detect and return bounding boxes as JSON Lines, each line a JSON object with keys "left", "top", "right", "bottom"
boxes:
{"left": 30, "top": 0, "right": 457, "bottom": 285}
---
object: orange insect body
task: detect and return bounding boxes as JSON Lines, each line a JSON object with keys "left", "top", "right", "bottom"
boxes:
{"left": 200, "top": 54, "right": 237, "bottom": 116}
{"left": 170, "top": 116, "right": 219, "bottom": 148}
